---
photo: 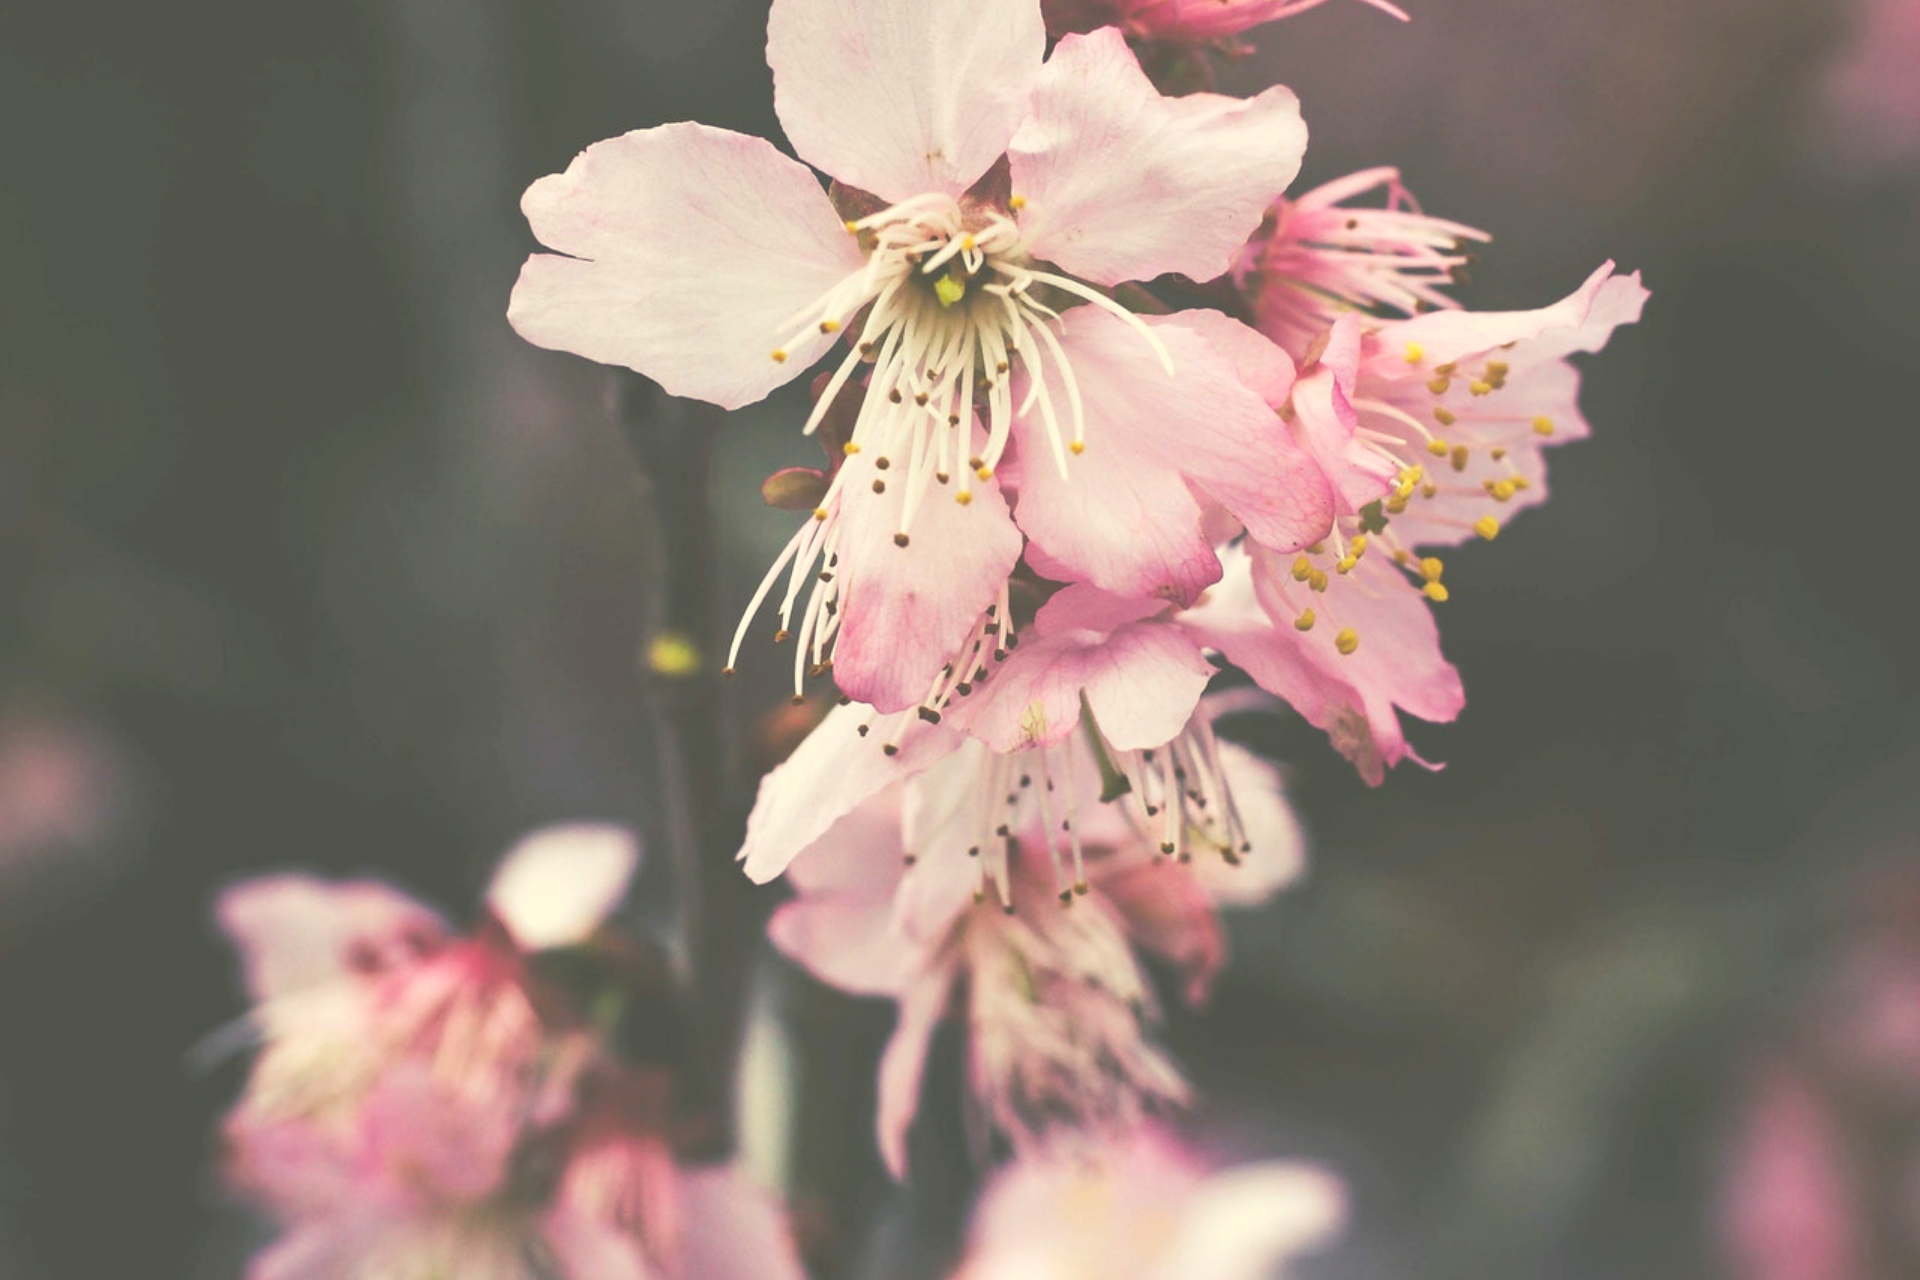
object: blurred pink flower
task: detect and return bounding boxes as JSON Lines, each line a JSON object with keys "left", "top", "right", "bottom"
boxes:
{"left": 510, "top": 0, "right": 1318, "bottom": 711}
{"left": 1044, "top": 0, "right": 1406, "bottom": 47}
{"left": 952, "top": 1127, "right": 1345, "bottom": 1280}
{"left": 762, "top": 702, "right": 1304, "bottom": 1174}
{"left": 1814, "top": 0, "right": 1920, "bottom": 176}
{"left": 1719, "top": 1062, "right": 1862, "bottom": 1280}
{"left": 1233, "top": 168, "right": 1487, "bottom": 360}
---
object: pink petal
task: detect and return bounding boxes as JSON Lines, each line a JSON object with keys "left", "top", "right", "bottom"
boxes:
{"left": 1099, "top": 860, "right": 1225, "bottom": 1005}
{"left": 830, "top": 446, "right": 1024, "bottom": 714}
{"left": 509, "top": 123, "right": 862, "bottom": 409}
{"left": 1008, "top": 310, "right": 1329, "bottom": 604}
{"left": 766, "top": 0, "right": 1044, "bottom": 204}
{"left": 768, "top": 897, "right": 912, "bottom": 998}
{"left": 485, "top": 824, "right": 639, "bottom": 952}
{"left": 1007, "top": 29, "right": 1307, "bottom": 285}
{"left": 216, "top": 875, "right": 446, "bottom": 1003}
{"left": 877, "top": 969, "right": 954, "bottom": 1180}
{"left": 677, "top": 1166, "right": 810, "bottom": 1280}
{"left": 1159, "top": 307, "right": 1297, "bottom": 405}
{"left": 954, "top": 585, "right": 1214, "bottom": 751}
{"left": 1719, "top": 1063, "right": 1861, "bottom": 1280}
{"left": 1157, "top": 1163, "right": 1347, "bottom": 1280}
{"left": 737, "top": 704, "right": 956, "bottom": 884}
{"left": 1363, "top": 262, "right": 1626, "bottom": 385}
{"left": 1197, "top": 741, "right": 1307, "bottom": 905}
{"left": 897, "top": 738, "right": 1006, "bottom": 938}
{"left": 1289, "top": 317, "right": 1399, "bottom": 514}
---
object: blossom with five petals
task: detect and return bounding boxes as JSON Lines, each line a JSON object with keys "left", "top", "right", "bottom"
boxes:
{"left": 508, "top": 0, "right": 1321, "bottom": 711}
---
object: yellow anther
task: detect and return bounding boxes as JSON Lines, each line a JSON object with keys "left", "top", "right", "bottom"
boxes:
{"left": 1307, "top": 542, "right": 1326, "bottom": 555}
{"left": 1474, "top": 515, "right": 1501, "bottom": 540}
{"left": 813, "top": 506, "right": 829, "bottom": 521}
{"left": 961, "top": 234, "right": 976, "bottom": 251}
{"left": 1070, "top": 440, "right": 1085, "bottom": 455}
{"left": 1427, "top": 438, "right": 1451, "bottom": 457}
{"left": 1512, "top": 476, "right": 1531, "bottom": 490}
{"left": 1308, "top": 568, "right": 1329, "bottom": 593}
{"left": 1422, "top": 582, "right": 1450, "bottom": 603}
{"left": 1336, "top": 556, "right": 1357, "bottom": 574}
{"left": 1401, "top": 464, "right": 1425, "bottom": 485}
{"left": 1403, "top": 342, "right": 1425, "bottom": 364}
{"left": 1469, "top": 379, "right": 1492, "bottom": 396}
{"left": 647, "top": 630, "right": 702, "bottom": 677}
{"left": 1335, "top": 628, "right": 1360, "bottom": 655}
{"left": 844, "top": 219, "right": 860, "bottom": 233}
{"left": 1434, "top": 362, "right": 1457, "bottom": 375}
{"left": 818, "top": 318, "right": 840, "bottom": 334}
{"left": 1450, "top": 444, "right": 1470, "bottom": 471}
{"left": 843, "top": 441, "right": 861, "bottom": 455}
{"left": 1421, "top": 481, "right": 1438, "bottom": 498}
{"left": 1009, "top": 194, "right": 1027, "bottom": 211}
{"left": 1420, "top": 556, "right": 1444, "bottom": 582}
{"left": 1485, "top": 360, "right": 1509, "bottom": 379}
{"left": 1350, "top": 535, "right": 1368, "bottom": 557}
{"left": 1293, "top": 609, "right": 1316, "bottom": 632}
{"left": 955, "top": 491, "right": 973, "bottom": 506}
{"left": 1532, "top": 416, "right": 1555, "bottom": 435}
{"left": 1434, "top": 407, "right": 1457, "bottom": 427}
{"left": 1291, "top": 554, "right": 1313, "bottom": 582}
{"left": 1488, "top": 479, "right": 1517, "bottom": 502}
{"left": 1490, "top": 447, "right": 1507, "bottom": 460}
{"left": 1386, "top": 494, "right": 1409, "bottom": 514}
{"left": 770, "top": 348, "right": 789, "bottom": 363}
{"left": 1393, "top": 548, "right": 1411, "bottom": 566}
{"left": 934, "top": 273, "right": 967, "bottom": 307}
{"left": 1427, "top": 376, "right": 1451, "bottom": 395}
{"left": 975, "top": 465, "right": 994, "bottom": 481}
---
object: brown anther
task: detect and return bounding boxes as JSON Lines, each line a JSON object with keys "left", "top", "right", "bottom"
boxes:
{"left": 871, "top": 479, "right": 886, "bottom": 493}
{"left": 894, "top": 532, "right": 911, "bottom": 547}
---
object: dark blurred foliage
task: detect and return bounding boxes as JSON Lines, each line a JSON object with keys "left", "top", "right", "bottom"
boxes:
{"left": 0, "top": 1, "right": 1916, "bottom": 1278}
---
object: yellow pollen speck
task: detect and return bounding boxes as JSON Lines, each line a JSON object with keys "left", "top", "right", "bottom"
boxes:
{"left": 1351, "top": 535, "right": 1368, "bottom": 556}
{"left": 975, "top": 465, "right": 994, "bottom": 480}
{"left": 1394, "top": 548, "right": 1411, "bottom": 566}
{"left": 843, "top": 219, "right": 859, "bottom": 233}
{"left": 1420, "top": 557, "right": 1444, "bottom": 582}
{"left": 955, "top": 491, "right": 973, "bottom": 506}
{"left": 1335, "top": 628, "right": 1360, "bottom": 655}
{"left": 1403, "top": 342, "right": 1425, "bottom": 364}
{"left": 843, "top": 441, "right": 861, "bottom": 455}
{"left": 1386, "top": 494, "right": 1409, "bottom": 514}
{"left": 770, "top": 348, "right": 789, "bottom": 363}
{"left": 1513, "top": 476, "right": 1532, "bottom": 490}
{"left": 1336, "top": 556, "right": 1357, "bottom": 574}
{"left": 1427, "top": 376, "right": 1451, "bottom": 395}
{"left": 1450, "top": 445, "right": 1470, "bottom": 472}
{"left": 1307, "top": 542, "right": 1326, "bottom": 555}
{"left": 1486, "top": 360, "right": 1509, "bottom": 378}
{"left": 1489, "top": 479, "right": 1517, "bottom": 502}
{"left": 1070, "top": 440, "right": 1086, "bottom": 455}
{"left": 1294, "top": 609, "right": 1316, "bottom": 631}
{"left": 1421, "top": 481, "right": 1438, "bottom": 498}
{"left": 934, "top": 273, "right": 967, "bottom": 307}
{"left": 1423, "top": 582, "right": 1450, "bottom": 602}
{"left": 812, "top": 506, "right": 828, "bottom": 521}
{"left": 1435, "top": 362, "right": 1457, "bottom": 375}
{"left": 1490, "top": 447, "right": 1507, "bottom": 460}
{"left": 1533, "top": 416, "right": 1556, "bottom": 435}
{"left": 1474, "top": 515, "right": 1501, "bottom": 540}
{"left": 961, "top": 234, "right": 976, "bottom": 251}
{"left": 1427, "top": 439, "right": 1450, "bottom": 457}
{"left": 647, "top": 630, "right": 702, "bottom": 677}
{"left": 1308, "top": 569, "right": 1329, "bottom": 593}
{"left": 1291, "top": 554, "right": 1312, "bottom": 582}
{"left": 1009, "top": 194, "right": 1027, "bottom": 210}
{"left": 1469, "top": 379, "right": 1493, "bottom": 396}
{"left": 1434, "top": 407, "right": 1457, "bottom": 426}
{"left": 819, "top": 319, "right": 840, "bottom": 334}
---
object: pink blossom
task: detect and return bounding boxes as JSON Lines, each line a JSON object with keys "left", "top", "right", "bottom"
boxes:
{"left": 1718, "top": 1063, "right": 1862, "bottom": 1280}
{"left": 952, "top": 1127, "right": 1346, "bottom": 1280}
{"left": 1044, "top": 0, "right": 1407, "bottom": 46}
{"left": 1233, "top": 168, "right": 1488, "bottom": 360}
{"left": 761, "top": 700, "right": 1305, "bottom": 1174}
{"left": 509, "top": 0, "right": 1319, "bottom": 711}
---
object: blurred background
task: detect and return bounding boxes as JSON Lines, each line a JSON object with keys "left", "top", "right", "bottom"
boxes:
{"left": 2, "top": 0, "right": 1917, "bottom": 1276}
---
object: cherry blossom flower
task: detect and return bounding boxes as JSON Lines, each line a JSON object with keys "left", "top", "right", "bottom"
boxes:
{"left": 1232, "top": 167, "right": 1488, "bottom": 360}
{"left": 761, "top": 699, "right": 1304, "bottom": 1173}
{"left": 1044, "top": 0, "right": 1407, "bottom": 48}
{"left": 951, "top": 1127, "right": 1346, "bottom": 1280}
{"left": 509, "top": 0, "right": 1320, "bottom": 711}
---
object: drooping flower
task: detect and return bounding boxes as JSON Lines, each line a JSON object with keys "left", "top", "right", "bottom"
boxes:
{"left": 509, "top": 0, "right": 1322, "bottom": 711}
{"left": 1043, "top": 0, "right": 1407, "bottom": 48}
{"left": 951, "top": 1127, "right": 1346, "bottom": 1280}
{"left": 759, "top": 695, "right": 1305, "bottom": 1174}
{"left": 1232, "top": 167, "right": 1488, "bottom": 360}
{"left": 211, "top": 825, "right": 809, "bottom": 1280}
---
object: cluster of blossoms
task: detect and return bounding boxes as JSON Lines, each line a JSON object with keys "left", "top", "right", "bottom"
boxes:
{"left": 504, "top": 0, "right": 1645, "bottom": 1249}
{"left": 214, "top": 827, "right": 807, "bottom": 1280}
